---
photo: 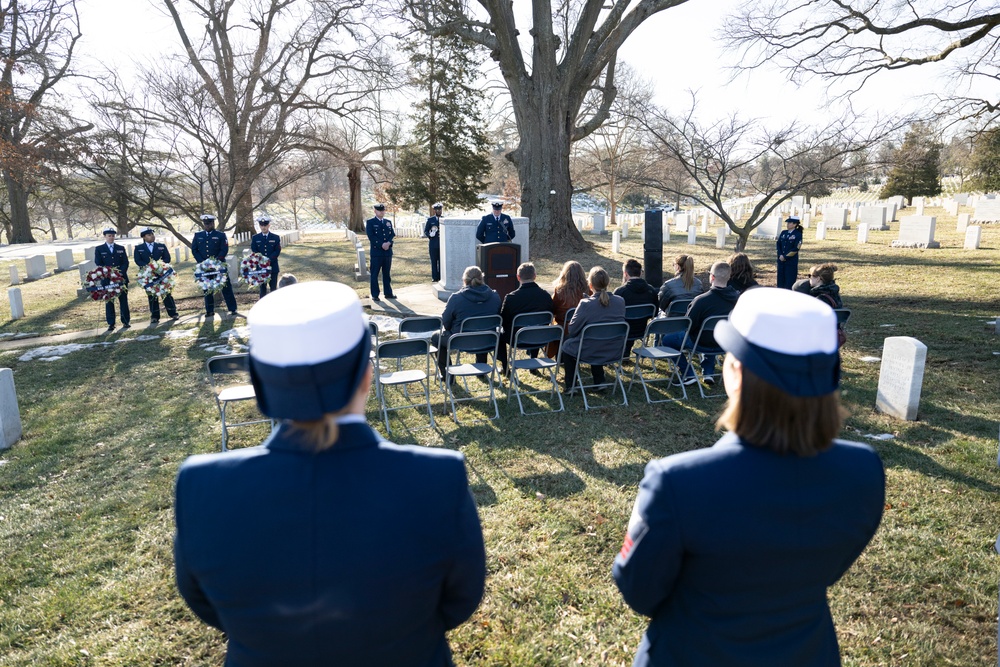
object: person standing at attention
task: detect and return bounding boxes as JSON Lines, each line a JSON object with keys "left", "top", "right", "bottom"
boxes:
{"left": 776, "top": 215, "right": 803, "bottom": 289}
{"left": 250, "top": 215, "right": 282, "bottom": 297}
{"left": 94, "top": 228, "right": 130, "bottom": 332}
{"left": 366, "top": 203, "right": 396, "bottom": 301}
{"left": 192, "top": 214, "right": 238, "bottom": 318}
{"left": 424, "top": 202, "right": 443, "bottom": 283}
{"left": 174, "top": 281, "right": 487, "bottom": 666}
{"left": 476, "top": 201, "right": 515, "bottom": 244}
{"left": 614, "top": 288, "right": 884, "bottom": 667}
{"left": 133, "top": 227, "right": 179, "bottom": 324}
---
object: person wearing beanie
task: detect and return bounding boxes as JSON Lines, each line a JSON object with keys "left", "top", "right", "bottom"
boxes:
{"left": 776, "top": 215, "right": 804, "bottom": 289}
{"left": 174, "top": 282, "right": 486, "bottom": 666}
{"left": 613, "top": 288, "right": 885, "bottom": 667}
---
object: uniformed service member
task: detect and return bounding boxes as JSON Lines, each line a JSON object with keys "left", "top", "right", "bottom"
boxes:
{"left": 424, "top": 202, "right": 443, "bottom": 282}
{"left": 94, "top": 228, "right": 130, "bottom": 332}
{"left": 133, "top": 227, "right": 179, "bottom": 324}
{"left": 250, "top": 215, "right": 282, "bottom": 297}
{"left": 192, "top": 214, "right": 238, "bottom": 318}
{"left": 365, "top": 203, "right": 396, "bottom": 301}
{"left": 174, "top": 281, "right": 487, "bottom": 665}
{"left": 476, "top": 201, "right": 515, "bottom": 244}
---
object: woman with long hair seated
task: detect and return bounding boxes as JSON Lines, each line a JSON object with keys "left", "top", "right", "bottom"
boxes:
{"left": 613, "top": 288, "right": 884, "bottom": 666}
{"left": 547, "top": 260, "right": 591, "bottom": 358}
{"left": 794, "top": 262, "right": 843, "bottom": 308}
{"left": 727, "top": 251, "right": 759, "bottom": 293}
{"left": 657, "top": 254, "right": 703, "bottom": 314}
{"left": 174, "top": 282, "right": 486, "bottom": 666}
{"left": 560, "top": 266, "right": 627, "bottom": 392}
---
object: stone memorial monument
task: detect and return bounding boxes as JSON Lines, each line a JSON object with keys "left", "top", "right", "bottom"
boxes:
{"left": 7, "top": 287, "right": 23, "bottom": 320}
{"left": 716, "top": 227, "right": 726, "bottom": 249}
{"left": 857, "top": 223, "right": 869, "bottom": 244}
{"left": 24, "top": 255, "right": 49, "bottom": 281}
{"left": 0, "top": 368, "right": 22, "bottom": 449}
{"left": 957, "top": 212, "right": 971, "bottom": 232}
{"left": 973, "top": 199, "right": 1000, "bottom": 223}
{"left": 892, "top": 216, "right": 940, "bottom": 248}
{"left": 815, "top": 222, "right": 826, "bottom": 240}
{"left": 55, "top": 249, "right": 75, "bottom": 272}
{"left": 875, "top": 336, "right": 927, "bottom": 421}
{"left": 824, "top": 207, "right": 848, "bottom": 230}
{"left": 859, "top": 206, "right": 888, "bottom": 231}
{"left": 440, "top": 217, "right": 530, "bottom": 295}
{"left": 964, "top": 226, "right": 981, "bottom": 250}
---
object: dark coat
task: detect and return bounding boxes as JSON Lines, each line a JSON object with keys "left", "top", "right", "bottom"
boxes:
{"left": 562, "top": 293, "right": 627, "bottom": 362}
{"left": 441, "top": 284, "right": 501, "bottom": 335}
{"left": 133, "top": 241, "right": 171, "bottom": 267}
{"left": 174, "top": 421, "right": 486, "bottom": 667}
{"left": 686, "top": 285, "right": 740, "bottom": 349}
{"left": 614, "top": 278, "right": 658, "bottom": 339}
{"left": 475, "top": 214, "right": 515, "bottom": 244}
{"left": 251, "top": 232, "right": 282, "bottom": 263}
{"left": 777, "top": 227, "right": 803, "bottom": 259}
{"left": 366, "top": 216, "right": 396, "bottom": 257}
{"left": 94, "top": 243, "right": 130, "bottom": 284}
{"left": 500, "top": 281, "right": 554, "bottom": 343}
{"left": 192, "top": 229, "right": 229, "bottom": 263}
{"left": 614, "top": 433, "right": 884, "bottom": 667}
{"left": 424, "top": 216, "right": 441, "bottom": 249}
{"left": 657, "top": 275, "right": 703, "bottom": 313}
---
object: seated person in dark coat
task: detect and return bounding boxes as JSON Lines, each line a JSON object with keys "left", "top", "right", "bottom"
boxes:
{"left": 614, "top": 287, "right": 884, "bottom": 667}
{"left": 432, "top": 266, "right": 502, "bottom": 378}
{"left": 660, "top": 261, "right": 740, "bottom": 385}
{"left": 793, "top": 262, "right": 843, "bottom": 309}
{"left": 657, "top": 254, "right": 703, "bottom": 314}
{"left": 174, "top": 281, "right": 486, "bottom": 667}
{"left": 498, "top": 262, "right": 554, "bottom": 375}
{"left": 727, "top": 251, "right": 759, "bottom": 294}
{"left": 561, "top": 266, "right": 627, "bottom": 391}
{"left": 613, "top": 258, "right": 659, "bottom": 347}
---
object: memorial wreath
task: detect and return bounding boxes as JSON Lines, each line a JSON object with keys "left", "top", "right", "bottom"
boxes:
{"left": 239, "top": 252, "right": 272, "bottom": 289}
{"left": 137, "top": 259, "right": 176, "bottom": 298}
{"left": 194, "top": 258, "right": 229, "bottom": 295}
{"left": 83, "top": 266, "right": 127, "bottom": 302}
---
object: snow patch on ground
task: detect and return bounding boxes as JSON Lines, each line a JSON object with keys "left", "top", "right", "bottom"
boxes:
{"left": 17, "top": 335, "right": 161, "bottom": 362}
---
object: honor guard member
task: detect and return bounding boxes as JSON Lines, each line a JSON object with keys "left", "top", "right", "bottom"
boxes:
{"left": 476, "top": 201, "right": 516, "bottom": 244}
{"left": 174, "top": 282, "right": 487, "bottom": 666}
{"left": 94, "top": 228, "right": 131, "bottom": 332}
{"left": 133, "top": 227, "right": 179, "bottom": 324}
{"left": 776, "top": 216, "right": 804, "bottom": 289}
{"left": 192, "top": 214, "right": 238, "bottom": 318}
{"left": 250, "top": 215, "right": 282, "bottom": 297}
{"left": 365, "top": 203, "right": 396, "bottom": 301}
{"left": 424, "top": 202, "right": 443, "bottom": 282}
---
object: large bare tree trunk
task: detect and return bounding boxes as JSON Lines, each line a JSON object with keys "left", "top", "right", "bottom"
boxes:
{"left": 348, "top": 164, "right": 364, "bottom": 233}
{"left": 4, "top": 172, "right": 34, "bottom": 243}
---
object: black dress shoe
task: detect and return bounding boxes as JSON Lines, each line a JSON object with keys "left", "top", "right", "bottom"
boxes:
{"left": 106, "top": 325, "right": 115, "bottom": 333}
{"left": 384, "top": 294, "right": 397, "bottom": 299}
{"left": 150, "top": 319, "right": 160, "bottom": 325}
{"left": 371, "top": 295, "right": 381, "bottom": 302}
{"left": 121, "top": 323, "right": 131, "bottom": 330}
{"left": 170, "top": 314, "right": 180, "bottom": 320}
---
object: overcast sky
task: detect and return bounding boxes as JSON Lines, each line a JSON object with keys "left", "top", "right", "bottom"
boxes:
{"left": 76, "top": 0, "right": 940, "bottom": 131}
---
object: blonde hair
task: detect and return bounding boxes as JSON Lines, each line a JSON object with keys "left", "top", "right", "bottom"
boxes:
{"left": 675, "top": 254, "right": 695, "bottom": 290}
{"left": 589, "top": 266, "right": 611, "bottom": 307}
{"left": 463, "top": 265, "right": 485, "bottom": 287}
{"left": 289, "top": 410, "right": 349, "bottom": 451}
{"left": 553, "top": 261, "right": 588, "bottom": 304}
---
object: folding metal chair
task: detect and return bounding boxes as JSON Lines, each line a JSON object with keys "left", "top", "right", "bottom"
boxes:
{"left": 368, "top": 320, "right": 379, "bottom": 362}
{"left": 459, "top": 314, "right": 502, "bottom": 333}
{"left": 833, "top": 308, "right": 851, "bottom": 326}
{"left": 507, "top": 325, "right": 564, "bottom": 415}
{"left": 445, "top": 331, "right": 500, "bottom": 423}
{"left": 624, "top": 303, "right": 657, "bottom": 354}
{"left": 665, "top": 298, "right": 693, "bottom": 318}
{"left": 398, "top": 315, "right": 442, "bottom": 382}
{"left": 569, "top": 321, "right": 630, "bottom": 411}
{"left": 628, "top": 316, "right": 691, "bottom": 403}
{"left": 505, "top": 310, "right": 554, "bottom": 378}
{"left": 205, "top": 353, "right": 274, "bottom": 452}
{"left": 685, "top": 314, "right": 729, "bottom": 399}
{"left": 374, "top": 338, "right": 436, "bottom": 435}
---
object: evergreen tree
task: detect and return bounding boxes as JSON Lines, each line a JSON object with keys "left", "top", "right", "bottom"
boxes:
{"left": 880, "top": 125, "right": 942, "bottom": 200}
{"left": 968, "top": 127, "right": 1000, "bottom": 192}
{"left": 389, "top": 32, "right": 490, "bottom": 213}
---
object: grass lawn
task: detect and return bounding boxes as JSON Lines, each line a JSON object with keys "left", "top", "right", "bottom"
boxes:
{"left": 0, "top": 208, "right": 998, "bottom": 665}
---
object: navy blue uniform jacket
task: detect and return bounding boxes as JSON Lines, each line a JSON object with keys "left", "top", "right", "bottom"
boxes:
{"left": 777, "top": 227, "right": 803, "bottom": 259}
{"left": 192, "top": 229, "right": 229, "bottom": 262}
{"left": 174, "top": 421, "right": 487, "bottom": 667}
{"left": 424, "top": 216, "right": 441, "bottom": 248}
{"left": 250, "top": 232, "right": 282, "bottom": 264}
{"left": 133, "top": 241, "right": 171, "bottom": 266}
{"left": 366, "top": 216, "right": 396, "bottom": 257}
{"left": 94, "top": 243, "right": 129, "bottom": 284}
{"left": 476, "top": 214, "right": 515, "bottom": 243}
{"left": 613, "top": 433, "right": 884, "bottom": 667}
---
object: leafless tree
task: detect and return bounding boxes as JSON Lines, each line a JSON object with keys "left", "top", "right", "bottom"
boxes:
{"left": 724, "top": 1, "right": 1000, "bottom": 124}
{"left": 0, "top": 0, "right": 89, "bottom": 243}
{"left": 401, "top": 0, "right": 692, "bottom": 251}
{"left": 641, "top": 98, "right": 907, "bottom": 250}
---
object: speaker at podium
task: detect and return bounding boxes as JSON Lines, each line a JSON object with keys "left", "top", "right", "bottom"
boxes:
{"left": 477, "top": 242, "right": 521, "bottom": 301}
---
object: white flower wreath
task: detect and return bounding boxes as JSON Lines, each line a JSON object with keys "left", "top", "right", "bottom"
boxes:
{"left": 194, "top": 258, "right": 229, "bottom": 295}
{"left": 137, "top": 259, "right": 177, "bottom": 298}
{"left": 239, "top": 252, "right": 272, "bottom": 289}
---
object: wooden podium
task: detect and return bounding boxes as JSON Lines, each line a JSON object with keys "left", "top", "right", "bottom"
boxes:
{"left": 477, "top": 242, "right": 521, "bottom": 301}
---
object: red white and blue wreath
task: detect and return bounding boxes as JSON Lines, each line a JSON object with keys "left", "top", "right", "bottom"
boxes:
{"left": 137, "top": 259, "right": 176, "bottom": 298}
{"left": 239, "top": 252, "right": 271, "bottom": 289}
{"left": 83, "top": 266, "right": 127, "bottom": 302}
{"left": 194, "top": 257, "right": 229, "bottom": 295}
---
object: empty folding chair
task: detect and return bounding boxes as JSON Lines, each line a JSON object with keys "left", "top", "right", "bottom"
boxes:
{"left": 629, "top": 316, "right": 691, "bottom": 403}
{"left": 374, "top": 338, "right": 436, "bottom": 435}
{"left": 206, "top": 353, "right": 274, "bottom": 452}
{"left": 684, "top": 314, "right": 729, "bottom": 399}
{"left": 505, "top": 310, "right": 554, "bottom": 380}
{"left": 507, "top": 324, "right": 564, "bottom": 415}
{"left": 444, "top": 331, "right": 500, "bottom": 423}
{"left": 398, "top": 315, "right": 442, "bottom": 382}
{"left": 569, "top": 321, "right": 630, "bottom": 411}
